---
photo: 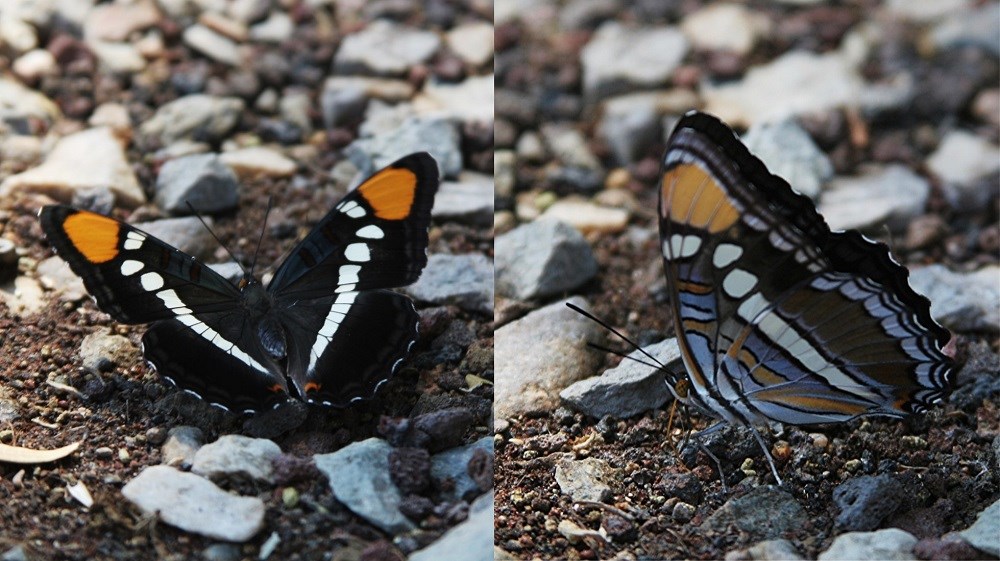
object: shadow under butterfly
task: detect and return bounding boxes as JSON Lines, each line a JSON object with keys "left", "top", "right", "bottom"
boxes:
{"left": 573, "top": 111, "right": 955, "bottom": 485}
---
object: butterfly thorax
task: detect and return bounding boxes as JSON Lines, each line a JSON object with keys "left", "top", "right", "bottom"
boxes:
{"left": 240, "top": 279, "right": 288, "bottom": 361}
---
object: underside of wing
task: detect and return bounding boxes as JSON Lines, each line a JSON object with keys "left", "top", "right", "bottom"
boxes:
{"left": 659, "top": 112, "right": 954, "bottom": 426}
{"left": 278, "top": 289, "right": 419, "bottom": 407}
{"left": 39, "top": 205, "right": 240, "bottom": 323}
{"left": 267, "top": 153, "right": 439, "bottom": 299}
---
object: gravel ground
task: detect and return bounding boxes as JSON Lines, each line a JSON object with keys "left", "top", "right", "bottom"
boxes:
{"left": 0, "top": 2, "right": 493, "bottom": 560}
{"left": 494, "top": 1, "right": 998, "bottom": 560}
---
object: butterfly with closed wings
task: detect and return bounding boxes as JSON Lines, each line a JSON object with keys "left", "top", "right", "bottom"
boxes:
{"left": 39, "top": 152, "right": 439, "bottom": 414}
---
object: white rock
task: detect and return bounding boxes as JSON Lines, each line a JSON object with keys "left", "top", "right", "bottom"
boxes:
{"left": 703, "top": 50, "right": 864, "bottom": 127}
{"left": 122, "top": 465, "right": 265, "bottom": 542}
{"left": 908, "top": 265, "right": 1000, "bottom": 333}
{"left": 220, "top": 147, "right": 297, "bottom": 178}
{"left": 446, "top": 22, "right": 494, "bottom": 66}
{"left": 681, "top": 3, "right": 770, "bottom": 55}
{"left": 884, "top": 0, "right": 973, "bottom": 23}
{"left": 87, "top": 40, "right": 147, "bottom": 73}
{"left": 409, "top": 492, "right": 493, "bottom": 561}
{"left": 0, "top": 13, "right": 38, "bottom": 54}
{"left": 323, "top": 76, "right": 415, "bottom": 103}
{"left": 0, "top": 127, "right": 145, "bottom": 207}
{"left": 333, "top": 20, "right": 440, "bottom": 76}
{"left": 183, "top": 24, "right": 243, "bottom": 66}
{"left": 249, "top": 11, "right": 293, "bottom": 43}
{"left": 414, "top": 74, "right": 494, "bottom": 124}
{"left": 0, "top": 77, "right": 61, "bottom": 125}
{"left": 818, "top": 528, "right": 917, "bottom": 560}
{"left": 926, "top": 130, "right": 1000, "bottom": 187}
{"left": 191, "top": 435, "right": 283, "bottom": 483}
{"left": 541, "top": 198, "right": 630, "bottom": 234}
{"left": 818, "top": 165, "right": 929, "bottom": 232}
{"left": 581, "top": 22, "right": 688, "bottom": 100}
{"left": 0, "top": 276, "right": 45, "bottom": 317}
{"left": 12, "top": 49, "right": 57, "bottom": 81}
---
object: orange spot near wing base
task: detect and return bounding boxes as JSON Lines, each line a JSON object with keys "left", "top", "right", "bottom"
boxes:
{"left": 357, "top": 167, "right": 417, "bottom": 220}
{"left": 63, "top": 211, "right": 121, "bottom": 264}
{"left": 304, "top": 382, "right": 322, "bottom": 393}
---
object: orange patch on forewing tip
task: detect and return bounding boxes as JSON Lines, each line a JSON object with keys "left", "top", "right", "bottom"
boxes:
{"left": 357, "top": 167, "right": 417, "bottom": 220}
{"left": 62, "top": 211, "right": 121, "bottom": 264}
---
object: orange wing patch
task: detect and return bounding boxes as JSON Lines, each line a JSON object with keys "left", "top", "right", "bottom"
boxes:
{"left": 662, "top": 164, "right": 740, "bottom": 234}
{"left": 63, "top": 211, "right": 121, "bottom": 264}
{"left": 303, "top": 382, "right": 322, "bottom": 393}
{"left": 357, "top": 167, "right": 417, "bottom": 220}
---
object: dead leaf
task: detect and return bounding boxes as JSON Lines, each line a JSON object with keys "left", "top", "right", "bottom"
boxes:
{"left": 0, "top": 441, "right": 81, "bottom": 464}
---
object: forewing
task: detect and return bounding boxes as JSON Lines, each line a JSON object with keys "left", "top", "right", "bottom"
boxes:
{"left": 39, "top": 205, "right": 240, "bottom": 323}
{"left": 267, "top": 152, "right": 439, "bottom": 299}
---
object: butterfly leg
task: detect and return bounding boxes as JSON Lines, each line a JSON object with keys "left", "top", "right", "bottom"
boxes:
{"left": 748, "top": 423, "right": 783, "bottom": 486}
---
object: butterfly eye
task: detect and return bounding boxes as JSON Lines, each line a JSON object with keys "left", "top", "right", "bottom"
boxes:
{"left": 674, "top": 378, "right": 690, "bottom": 400}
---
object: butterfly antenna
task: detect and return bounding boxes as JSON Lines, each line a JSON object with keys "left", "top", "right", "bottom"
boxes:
{"left": 185, "top": 201, "right": 247, "bottom": 276}
{"left": 566, "top": 302, "right": 665, "bottom": 369}
{"left": 248, "top": 196, "right": 273, "bottom": 280}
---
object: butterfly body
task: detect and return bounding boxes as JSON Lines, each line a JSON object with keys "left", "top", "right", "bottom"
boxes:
{"left": 40, "top": 152, "right": 439, "bottom": 414}
{"left": 658, "top": 112, "right": 954, "bottom": 430}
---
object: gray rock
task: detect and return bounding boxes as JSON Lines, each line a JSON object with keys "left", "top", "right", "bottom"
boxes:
{"left": 134, "top": 216, "right": 219, "bottom": 261}
{"left": 321, "top": 85, "right": 368, "bottom": 129}
{"left": 495, "top": 220, "right": 598, "bottom": 300}
{"left": 597, "top": 102, "right": 661, "bottom": 166}
{"left": 140, "top": 95, "right": 244, "bottom": 145}
{"left": 161, "top": 426, "right": 204, "bottom": 468}
{"left": 432, "top": 173, "right": 493, "bottom": 226}
{"left": 409, "top": 492, "right": 493, "bottom": 561}
{"left": 314, "top": 438, "right": 414, "bottom": 534}
{"left": 818, "top": 165, "right": 929, "bottom": 232}
{"left": 931, "top": 3, "right": 1000, "bottom": 56}
{"left": 122, "top": 465, "right": 265, "bottom": 542}
{"left": 959, "top": 497, "right": 1000, "bottom": 556}
{"left": 334, "top": 20, "right": 440, "bottom": 76}
{"left": 742, "top": 119, "right": 833, "bottom": 200}
{"left": 347, "top": 117, "right": 462, "bottom": 179}
{"left": 323, "top": 76, "right": 415, "bottom": 104}
{"left": 191, "top": 435, "right": 282, "bottom": 483}
{"left": 908, "top": 265, "right": 999, "bottom": 332}
{"left": 201, "top": 543, "right": 242, "bottom": 561}
{"left": 580, "top": 22, "right": 688, "bottom": 101}
{"left": 554, "top": 456, "right": 617, "bottom": 502}
{"left": 832, "top": 474, "right": 905, "bottom": 532}
{"left": 0, "top": 544, "right": 29, "bottom": 561}
{"left": 704, "top": 486, "right": 806, "bottom": 541}
{"left": 495, "top": 297, "right": 606, "bottom": 419}
{"left": 406, "top": 254, "right": 493, "bottom": 314}
{"left": 560, "top": 339, "right": 679, "bottom": 419}
{"left": 818, "top": 528, "right": 918, "bottom": 561}
{"left": 430, "top": 436, "right": 493, "bottom": 501}
{"left": 79, "top": 332, "right": 137, "bottom": 373}
{"left": 154, "top": 154, "right": 240, "bottom": 215}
